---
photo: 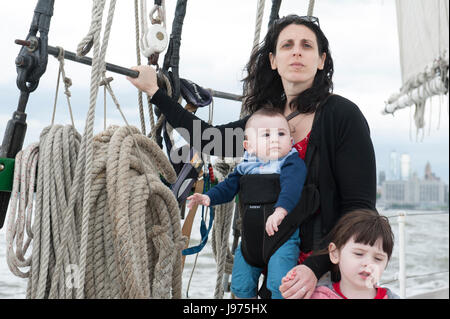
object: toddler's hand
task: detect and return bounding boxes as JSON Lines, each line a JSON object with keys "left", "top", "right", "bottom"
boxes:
{"left": 186, "top": 193, "right": 210, "bottom": 209}
{"left": 265, "top": 207, "right": 288, "bottom": 236}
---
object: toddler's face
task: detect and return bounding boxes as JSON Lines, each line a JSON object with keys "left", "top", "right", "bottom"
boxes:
{"left": 244, "top": 115, "right": 293, "bottom": 161}
{"left": 329, "top": 237, "right": 389, "bottom": 290}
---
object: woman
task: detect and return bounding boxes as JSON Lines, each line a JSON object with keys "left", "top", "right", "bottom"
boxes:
{"left": 128, "top": 14, "right": 377, "bottom": 299}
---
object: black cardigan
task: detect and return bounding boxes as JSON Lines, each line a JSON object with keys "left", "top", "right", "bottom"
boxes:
{"left": 150, "top": 89, "right": 377, "bottom": 279}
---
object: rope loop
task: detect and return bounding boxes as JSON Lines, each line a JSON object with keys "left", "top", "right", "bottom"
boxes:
{"left": 51, "top": 46, "right": 75, "bottom": 127}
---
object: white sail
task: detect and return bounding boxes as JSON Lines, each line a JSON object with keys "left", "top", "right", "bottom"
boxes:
{"left": 384, "top": 0, "right": 449, "bottom": 129}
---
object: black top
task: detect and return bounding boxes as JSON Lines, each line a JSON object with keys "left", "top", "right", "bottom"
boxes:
{"left": 151, "top": 89, "right": 377, "bottom": 280}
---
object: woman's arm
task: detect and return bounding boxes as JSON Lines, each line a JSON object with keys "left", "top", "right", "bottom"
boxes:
{"left": 333, "top": 98, "right": 377, "bottom": 214}
{"left": 128, "top": 65, "right": 247, "bottom": 157}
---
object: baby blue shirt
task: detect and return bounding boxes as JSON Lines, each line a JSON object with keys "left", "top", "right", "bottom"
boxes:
{"left": 206, "top": 148, "right": 307, "bottom": 214}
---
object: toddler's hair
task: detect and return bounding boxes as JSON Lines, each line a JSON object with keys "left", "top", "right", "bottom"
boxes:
{"left": 326, "top": 209, "right": 394, "bottom": 260}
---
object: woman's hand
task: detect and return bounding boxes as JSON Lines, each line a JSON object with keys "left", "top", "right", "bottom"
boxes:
{"left": 279, "top": 265, "right": 317, "bottom": 299}
{"left": 186, "top": 193, "right": 211, "bottom": 209}
{"left": 126, "top": 65, "right": 159, "bottom": 97}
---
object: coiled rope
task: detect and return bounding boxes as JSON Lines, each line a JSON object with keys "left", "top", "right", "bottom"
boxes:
{"left": 7, "top": 124, "right": 185, "bottom": 298}
{"left": 6, "top": 0, "right": 185, "bottom": 299}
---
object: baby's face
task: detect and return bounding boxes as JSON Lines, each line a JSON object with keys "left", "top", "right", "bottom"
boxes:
{"left": 244, "top": 115, "right": 293, "bottom": 161}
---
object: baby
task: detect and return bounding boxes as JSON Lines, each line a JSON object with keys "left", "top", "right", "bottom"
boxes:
{"left": 187, "top": 106, "right": 307, "bottom": 299}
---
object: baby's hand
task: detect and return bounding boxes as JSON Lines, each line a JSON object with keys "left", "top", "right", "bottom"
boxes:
{"left": 281, "top": 269, "right": 297, "bottom": 283}
{"left": 186, "top": 193, "right": 211, "bottom": 209}
{"left": 265, "top": 207, "right": 288, "bottom": 236}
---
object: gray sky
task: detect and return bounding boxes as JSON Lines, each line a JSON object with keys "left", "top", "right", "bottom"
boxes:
{"left": 0, "top": 0, "right": 448, "bottom": 182}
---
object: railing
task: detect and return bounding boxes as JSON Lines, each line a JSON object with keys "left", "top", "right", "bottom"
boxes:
{"left": 381, "top": 211, "right": 449, "bottom": 298}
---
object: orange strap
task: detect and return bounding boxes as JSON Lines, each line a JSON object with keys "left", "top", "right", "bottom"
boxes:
{"left": 181, "top": 175, "right": 204, "bottom": 269}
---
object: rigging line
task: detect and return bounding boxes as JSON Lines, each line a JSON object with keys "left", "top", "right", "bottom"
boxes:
{"left": 185, "top": 247, "right": 200, "bottom": 298}
{"left": 51, "top": 56, "right": 62, "bottom": 126}
{"left": 51, "top": 47, "right": 76, "bottom": 128}
{"left": 71, "top": 0, "right": 112, "bottom": 298}
{"left": 240, "top": 0, "right": 266, "bottom": 119}
{"left": 307, "top": 0, "right": 315, "bottom": 16}
{"left": 134, "top": 0, "right": 146, "bottom": 135}
{"left": 253, "top": 0, "right": 265, "bottom": 51}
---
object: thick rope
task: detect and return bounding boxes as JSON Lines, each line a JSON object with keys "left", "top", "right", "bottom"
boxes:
{"left": 6, "top": 0, "right": 185, "bottom": 299}
{"left": 210, "top": 159, "right": 236, "bottom": 299}
{"left": 91, "top": 125, "right": 184, "bottom": 298}
{"left": 6, "top": 124, "right": 185, "bottom": 298}
{"left": 74, "top": 0, "right": 112, "bottom": 298}
{"left": 14, "top": 125, "right": 82, "bottom": 298}
{"left": 240, "top": 0, "right": 266, "bottom": 119}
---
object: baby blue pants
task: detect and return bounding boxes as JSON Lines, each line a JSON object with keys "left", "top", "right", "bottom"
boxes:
{"left": 230, "top": 229, "right": 300, "bottom": 299}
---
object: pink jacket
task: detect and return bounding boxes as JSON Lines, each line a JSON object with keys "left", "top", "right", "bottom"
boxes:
{"left": 310, "top": 281, "right": 398, "bottom": 299}
{"left": 310, "top": 286, "right": 342, "bottom": 299}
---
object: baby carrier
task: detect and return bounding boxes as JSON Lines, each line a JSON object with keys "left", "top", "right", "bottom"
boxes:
{"left": 237, "top": 141, "right": 320, "bottom": 269}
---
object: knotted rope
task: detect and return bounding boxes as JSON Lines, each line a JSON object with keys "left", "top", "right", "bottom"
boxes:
{"left": 51, "top": 47, "right": 75, "bottom": 128}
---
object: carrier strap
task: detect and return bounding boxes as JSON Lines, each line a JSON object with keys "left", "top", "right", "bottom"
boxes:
{"left": 182, "top": 206, "right": 215, "bottom": 256}
{"left": 182, "top": 174, "right": 215, "bottom": 256}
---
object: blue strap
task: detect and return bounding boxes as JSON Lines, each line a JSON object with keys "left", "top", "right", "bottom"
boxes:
{"left": 182, "top": 173, "right": 214, "bottom": 256}
{"left": 182, "top": 205, "right": 214, "bottom": 256}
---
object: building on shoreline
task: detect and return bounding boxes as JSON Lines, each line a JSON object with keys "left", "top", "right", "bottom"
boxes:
{"left": 379, "top": 161, "right": 449, "bottom": 209}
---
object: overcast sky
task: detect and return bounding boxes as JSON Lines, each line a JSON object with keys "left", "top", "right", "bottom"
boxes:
{"left": 0, "top": 0, "right": 448, "bottom": 183}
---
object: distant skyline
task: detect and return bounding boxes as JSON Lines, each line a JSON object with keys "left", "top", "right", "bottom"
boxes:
{"left": 379, "top": 149, "right": 447, "bottom": 183}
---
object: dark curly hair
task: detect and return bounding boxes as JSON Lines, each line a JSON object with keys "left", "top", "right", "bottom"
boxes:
{"left": 242, "top": 14, "right": 334, "bottom": 115}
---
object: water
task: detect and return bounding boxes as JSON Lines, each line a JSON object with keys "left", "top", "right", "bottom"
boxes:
{"left": 0, "top": 209, "right": 448, "bottom": 299}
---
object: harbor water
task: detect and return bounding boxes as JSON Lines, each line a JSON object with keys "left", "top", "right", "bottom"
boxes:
{"left": 0, "top": 209, "right": 448, "bottom": 299}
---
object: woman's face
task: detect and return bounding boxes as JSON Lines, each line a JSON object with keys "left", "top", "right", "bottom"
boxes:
{"left": 269, "top": 24, "right": 326, "bottom": 91}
